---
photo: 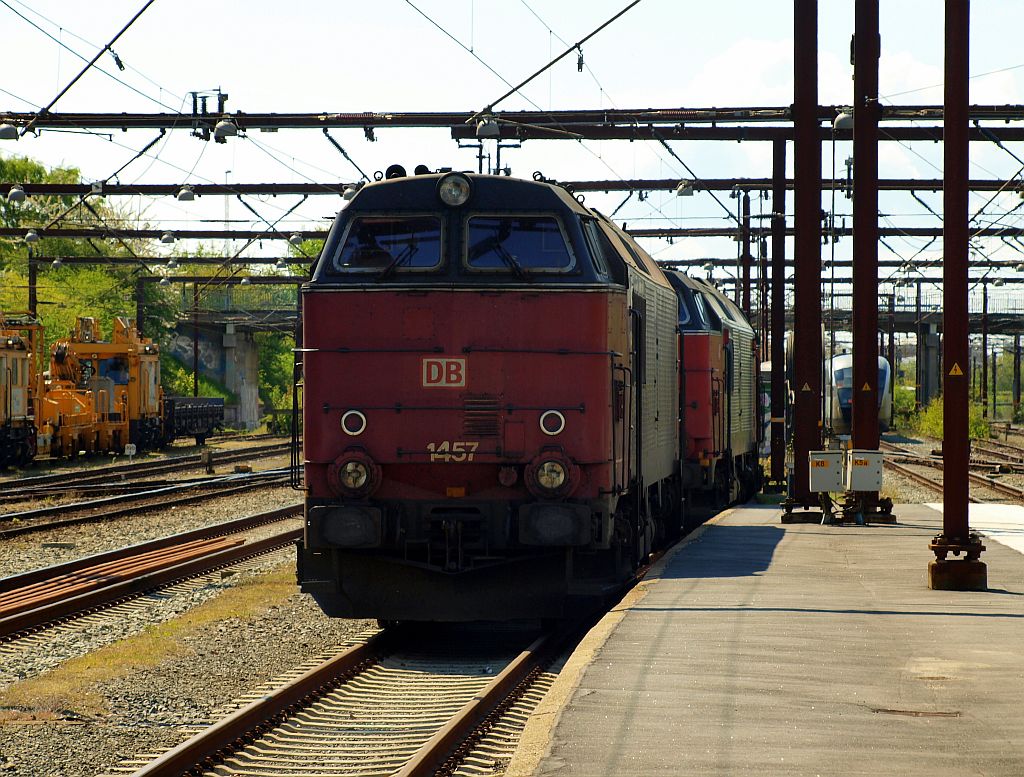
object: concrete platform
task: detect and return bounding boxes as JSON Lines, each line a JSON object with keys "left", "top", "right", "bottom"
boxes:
{"left": 510, "top": 504, "right": 1024, "bottom": 776}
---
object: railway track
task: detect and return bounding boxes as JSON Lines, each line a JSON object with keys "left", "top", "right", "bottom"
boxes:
{"left": 116, "top": 624, "right": 566, "bottom": 777}
{"left": 879, "top": 440, "right": 1024, "bottom": 502}
{"left": 975, "top": 436, "right": 1024, "bottom": 463}
{"left": 0, "top": 440, "right": 291, "bottom": 494}
{"left": 0, "top": 505, "right": 301, "bottom": 640}
{"left": 0, "top": 468, "right": 290, "bottom": 539}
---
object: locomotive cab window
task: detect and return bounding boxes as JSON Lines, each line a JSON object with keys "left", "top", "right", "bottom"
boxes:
{"left": 465, "top": 215, "right": 575, "bottom": 273}
{"left": 333, "top": 215, "right": 442, "bottom": 273}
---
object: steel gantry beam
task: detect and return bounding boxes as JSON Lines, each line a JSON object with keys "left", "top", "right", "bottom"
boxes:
{"left": 10, "top": 225, "right": 1024, "bottom": 242}
{"left": 6, "top": 178, "right": 1024, "bottom": 198}
{"left": 6, "top": 105, "right": 1024, "bottom": 142}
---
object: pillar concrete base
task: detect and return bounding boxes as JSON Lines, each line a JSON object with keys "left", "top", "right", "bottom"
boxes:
{"left": 928, "top": 559, "right": 988, "bottom": 591}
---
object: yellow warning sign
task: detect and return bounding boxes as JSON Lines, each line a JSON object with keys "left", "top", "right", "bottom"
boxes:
{"left": 801, "top": 382, "right": 811, "bottom": 392}
{"left": 861, "top": 382, "right": 871, "bottom": 391}
{"left": 949, "top": 362, "right": 964, "bottom": 376}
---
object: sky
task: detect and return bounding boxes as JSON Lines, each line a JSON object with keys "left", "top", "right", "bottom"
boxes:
{"left": 3, "top": 0, "right": 1024, "bottom": 315}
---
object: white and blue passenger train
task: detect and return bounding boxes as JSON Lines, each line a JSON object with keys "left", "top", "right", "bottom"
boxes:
{"left": 825, "top": 353, "right": 893, "bottom": 435}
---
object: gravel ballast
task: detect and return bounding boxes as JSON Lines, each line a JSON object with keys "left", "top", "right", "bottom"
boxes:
{"left": 0, "top": 486, "right": 301, "bottom": 579}
{"left": 0, "top": 560, "right": 374, "bottom": 777}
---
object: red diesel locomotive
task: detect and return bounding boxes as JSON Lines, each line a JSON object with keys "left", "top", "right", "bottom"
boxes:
{"left": 297, "top": 169, "right": 758, "bottom": 621}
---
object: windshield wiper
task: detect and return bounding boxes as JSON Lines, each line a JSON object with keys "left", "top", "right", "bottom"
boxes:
{"left": 470, "top": 235, "right": 531, "bottom": 281}
{"left": 376, "top": 241, "right": 419, "bottom": 280}
{"left": 493, "top": 242, "right": 531, "bottom": 281}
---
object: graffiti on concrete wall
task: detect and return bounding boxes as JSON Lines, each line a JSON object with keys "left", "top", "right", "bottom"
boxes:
{"left": 168, "top": 329, "right": 223, "bottom": 377}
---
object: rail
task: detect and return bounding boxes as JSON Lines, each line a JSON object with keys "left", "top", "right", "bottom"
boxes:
{"left": 0, "top": 507, "right": 301, "bottom": 639}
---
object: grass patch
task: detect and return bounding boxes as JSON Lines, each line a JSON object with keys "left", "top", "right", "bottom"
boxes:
{"left": 0, "top": 564, "right": 296, "bottom": 719}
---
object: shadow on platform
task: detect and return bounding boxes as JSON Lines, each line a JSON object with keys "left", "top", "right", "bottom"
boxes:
{"left": 659, "top": 524, "right": 784, "bottom": 579}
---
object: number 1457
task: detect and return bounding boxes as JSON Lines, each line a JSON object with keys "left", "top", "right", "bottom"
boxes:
{"left": 427, "top": 441, "right": 479, "bottom": 462}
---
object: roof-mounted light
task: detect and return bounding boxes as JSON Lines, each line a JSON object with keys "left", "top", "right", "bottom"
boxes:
{"left": 214, "top": 118, "right": 237, "bottom": 139}
{"left": 476, "top": 116, "right": 500, "bottom": 138}
{"left": 833, "top": 110, "right": 854, "bottom": 130}
{"left": 437, "top": 172, "right": 472, "bottom": 207}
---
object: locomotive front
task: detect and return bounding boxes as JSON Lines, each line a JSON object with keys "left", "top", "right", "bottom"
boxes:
{"left": 298, "top": 172, "right": 636, "bottom": 621}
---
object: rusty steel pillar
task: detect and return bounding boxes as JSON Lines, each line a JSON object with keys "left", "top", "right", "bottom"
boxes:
{"left": 888, "top": 294, "right": 896, "bottom": 372}
{"left": 1013, "top": 334, "right": 1021, "bottom": 415}
{"left": 981, "top": 283, "right": 989, "bottom": 418}
{"left": 852, "top": 0, "right": 881, "bottom": 457}
{"left": 193, "top": 283, "right": 200, "bottom": 397}
{"left": 931, "top": 0, "right": 986, "bottom": 590}
{"left": 27, "top": 253, "right": 37, "bottom": 316}
{"left": 992, "top": 348, "right": 998, "bottom": 418}
{"left": 789, "top": 0, "right": 823, "bottom": 509}
{"left": 770, "top": 139, "right": 787, "bottom": 489}
{"left": 759, "top": 235, "right": 769, "bottom": 356}
{"left": 915, "top": 283, "right": 924, "bottom": 409}
{"left": 135, "top": 277, "right": 146, "bottom": 337}
{"left": 741, "top": 190, "right": 752, "bottom": 318}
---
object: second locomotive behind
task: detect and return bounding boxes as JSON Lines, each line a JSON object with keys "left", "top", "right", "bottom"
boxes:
{"left": 297, "top": 170, "right": 759, "bottom": 622}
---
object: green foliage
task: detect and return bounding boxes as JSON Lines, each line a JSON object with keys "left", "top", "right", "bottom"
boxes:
{"left": 1, "top": 154, "right": 173, "bottom": 354}
{"left": 288, "top": 238, "right": 323, "bottom": 272}
{"left": 254, "top": 331, "right": 295, "bottom": 411}
{"left": 914, "top": 396, "right": 990, "bottom": 440}
{"left": 159, "top": 353, "right": 237, "bottom": 402}
{"left": 1, "top": 155, "right": 300, "bottom": 408}
{"left": 892, "top": 385, "right": 917, "bottom": 427}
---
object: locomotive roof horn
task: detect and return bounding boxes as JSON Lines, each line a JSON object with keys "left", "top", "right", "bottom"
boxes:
{"left": 385, "top": 164, "right": 407, "bottom": 179}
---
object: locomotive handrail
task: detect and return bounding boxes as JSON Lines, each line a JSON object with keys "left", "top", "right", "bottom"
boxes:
{"left": 296, "top": 345, "right": 445, "bottom": 353}
{"left": 461, "top": 346, "right": 621, "bottom": 356}
{"left": 320, "top": 402, "right": 587, "bottom": 414}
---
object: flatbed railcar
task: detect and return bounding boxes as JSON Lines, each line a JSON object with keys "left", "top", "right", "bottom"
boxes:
{"left": 296, "top": 169, "right": 759, "bottom": 622}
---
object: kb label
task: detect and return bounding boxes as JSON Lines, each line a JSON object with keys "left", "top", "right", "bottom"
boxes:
{"left": 422, "top": 358, "right": 466, "bottom": 388}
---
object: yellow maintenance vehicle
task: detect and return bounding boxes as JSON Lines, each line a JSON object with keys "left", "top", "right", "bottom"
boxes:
{"left": 39, "top": 316, "right": 164, "bottom": 456}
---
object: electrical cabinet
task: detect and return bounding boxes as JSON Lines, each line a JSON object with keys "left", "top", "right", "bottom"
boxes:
{"left": 808, "top": 450, "right": 844, "bottom": 492}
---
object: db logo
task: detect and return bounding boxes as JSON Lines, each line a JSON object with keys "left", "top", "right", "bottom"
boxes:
{"left": 422, "top": 358, "right": 466, "bottom": 388}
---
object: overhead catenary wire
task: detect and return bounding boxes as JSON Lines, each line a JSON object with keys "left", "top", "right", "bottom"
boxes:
{"left": 5, "top": 0, "right": 184, "bottom": 103}
{"left": 399, "top": 1, "right": 685, "bottom": 234}
{"left": 0, "top": 0, "right": 179, "bottom": 114}
{"left": 18, "top": 0, "right": 162, "bottom": 137}
{"left": 470, "top": 0, "right": 643, "bottom": 119}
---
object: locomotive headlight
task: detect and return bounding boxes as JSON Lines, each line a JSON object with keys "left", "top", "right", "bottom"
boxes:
{"left": 328, "top": 451, "right": 380, "bottom": 498}
{"left": 437, "top": 173, "right": 471, "bottom": 207}
{"left": 339, "top": 460, "right": 369, "bottom": 490}
{"left": 536, "top": 460, "right": 567, "bottom": 491}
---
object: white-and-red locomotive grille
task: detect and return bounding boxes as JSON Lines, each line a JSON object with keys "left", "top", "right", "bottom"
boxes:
{"left": 303, "top": 287, "right": 628, "bottom": 553}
